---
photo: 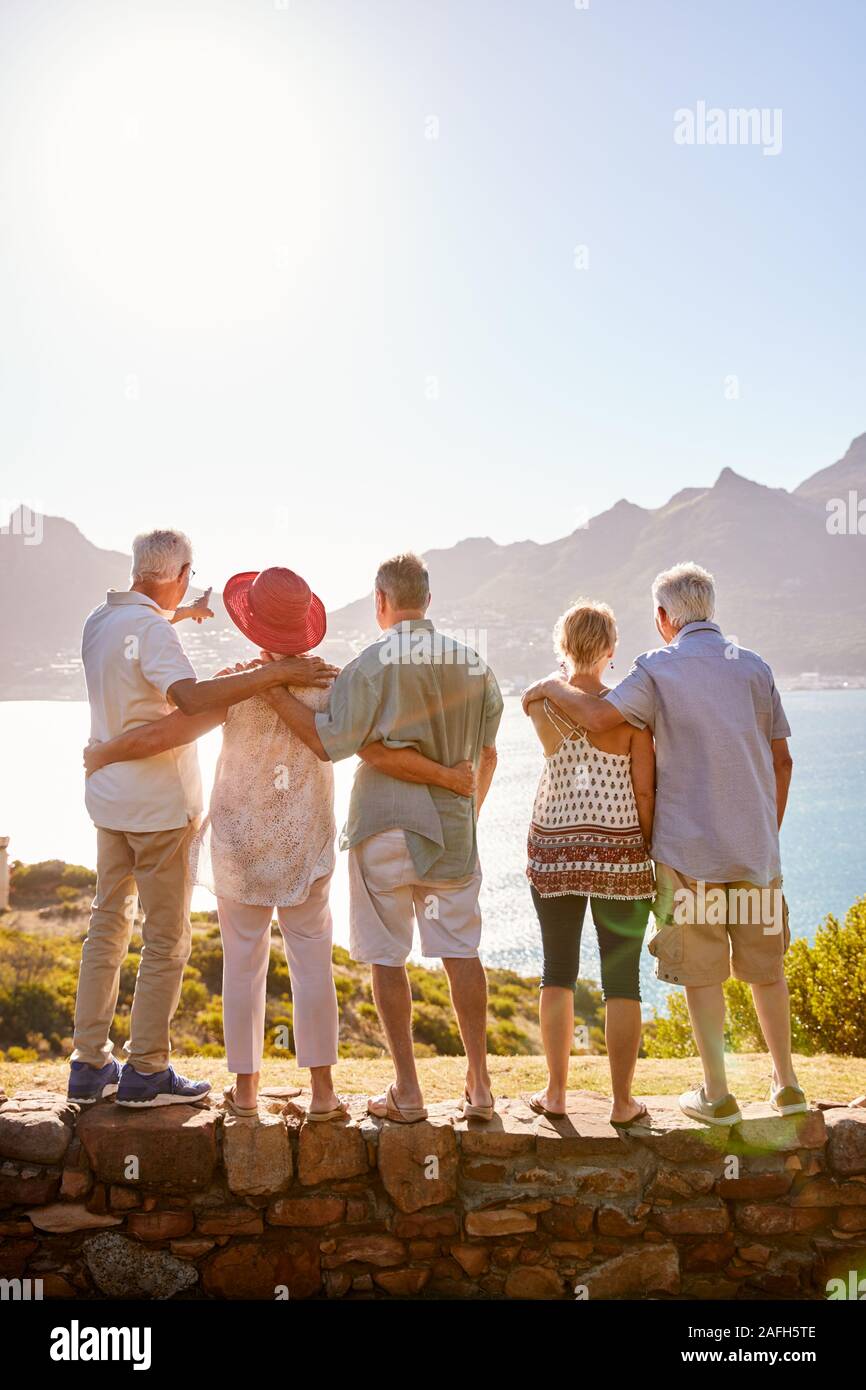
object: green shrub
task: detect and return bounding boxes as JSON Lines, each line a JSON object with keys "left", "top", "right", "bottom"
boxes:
{"left": 0, "top": 981, "right": 75, "bottom": 1042}
{"left": 194, "top": 1007, "right": 224, "bottom": 1045}
{"left": 723, "top": 978, "right": 767, "bottom": 1053}
{"left": 61, "top": 864, "right": 97, "bottom": 890}
{"left": 333, "top": 974, "right": 355, "bottom": 1007}
{"left": 643, "top": 991, "right": 698, "bottom": 1059}
{"left": 487, "top": 1019, "right": 532, "bottom": 1055}
{"left": 488, "top": 993, "right": 516, "bottom": 1019}
{"left": 786, "top": 898, "right": 866, "bottom": 1055}
{"left": 10, "top": 860, "right": 95, "bottom": 904}
{"left": 339, "top": 1041, "right": 383, "bottom": 1058}
{"left": 412, "top": 1002, "right": 463, "bottom": 1054}
{"left": 180, "top": 979, "right": 209, "bottom": 1011}
{"left": 267, "top": 956, "right": 292, "bottom": 996}
{"left": 187, "top": 937, "right": 225, "bottom": 994}
{"left": 407, "top": 965, "right": 450, "bottom": 1009}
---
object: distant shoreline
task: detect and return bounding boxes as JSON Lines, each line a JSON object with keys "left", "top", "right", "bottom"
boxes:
{"left": 3, "top": 682, "right": 866, "bottom": 704}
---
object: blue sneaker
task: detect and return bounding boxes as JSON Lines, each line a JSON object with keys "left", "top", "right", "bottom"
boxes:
{"left": 68, "top": 1057, "right": 122, "bottom": 1105}
{"left": 115, "top": 1064, "right": 211, "bottom": 1108}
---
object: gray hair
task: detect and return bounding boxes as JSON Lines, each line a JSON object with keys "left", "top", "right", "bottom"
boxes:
{"left": 131, "top": 529, "right": 193, "bottom": 582}
{"left": 652, "top": 561, "right": 716, "bottom": 629}
{"left": 375, "top": 552, "right": 430, "bottom": 610}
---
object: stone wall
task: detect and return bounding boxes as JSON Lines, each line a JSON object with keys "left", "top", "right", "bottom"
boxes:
{"left": 1, "top": 1086, "right": 865, "bottom": 1300}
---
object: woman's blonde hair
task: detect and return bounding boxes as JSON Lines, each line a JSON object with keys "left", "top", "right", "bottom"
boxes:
{"left": 554, "top": 598, "right": 618, "bottom": 674}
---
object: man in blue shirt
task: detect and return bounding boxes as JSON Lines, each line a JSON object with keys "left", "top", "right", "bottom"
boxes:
{"left": 523, "top": 561, "right": 805, "bottom": 1127}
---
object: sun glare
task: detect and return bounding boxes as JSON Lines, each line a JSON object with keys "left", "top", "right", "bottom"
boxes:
{"left": 28, "top": 20, "right": 325, "bottom": 333}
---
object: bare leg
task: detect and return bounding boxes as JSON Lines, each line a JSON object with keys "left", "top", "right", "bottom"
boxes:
{"left": 605, "top": 998, "right": 644, "bottom": 1122}
{"left": 442, "top": 956, "right": 492, "bottom": 1107}
{"left": 538, "top": 986, "right": 573, "bottom": 1112}
{"left": 235, "top": 1070, "right": 259, "bottom": 1109}
{"left": 750, "top": 978, "right": 799, "bottom": 1089}
{"left": 371, "top": 964, "right": 424, "bottom": 1108}
{"left": 309, "top": 1064, "right": 341, "bottom": 1113}
{"left": 684, "top": 983, "right": 729, "bottom": 1102}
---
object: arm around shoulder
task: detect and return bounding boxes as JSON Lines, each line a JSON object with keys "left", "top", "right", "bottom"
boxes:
{"left": 548, "top": 680, "right": 624, "bottom": 733}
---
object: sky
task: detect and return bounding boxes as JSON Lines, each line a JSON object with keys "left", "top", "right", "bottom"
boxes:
{"left": 1, "top": 0, "right": 865, "bottom": 608}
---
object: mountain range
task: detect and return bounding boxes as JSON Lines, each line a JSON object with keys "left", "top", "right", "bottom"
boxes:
{"left": 2, "top": 433, "right": 865, "bottom": 698}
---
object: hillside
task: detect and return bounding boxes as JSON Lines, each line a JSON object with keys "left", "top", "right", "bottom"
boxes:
{"left": 3, "top": 433, "right": 865, "bottom": 696}
{"left": 4, "top": 861, "right": 866, "bottom": 1071}
{"left": 2, "top": 860, "right": 601, "bottom": 1063}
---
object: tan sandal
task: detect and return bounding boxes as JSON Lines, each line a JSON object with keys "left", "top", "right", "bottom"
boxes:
{"left": 223, "top": 1084, "right": 259, "bottom": 1118}
{"left": 305, "top": 1101, "right": 349, "bottom": 1124}
{"left": 367, "top": 1083, "right": 428, "bottom": 1124}
{"left": 459, "top": 1087, "right": 495, "bottom": 1122}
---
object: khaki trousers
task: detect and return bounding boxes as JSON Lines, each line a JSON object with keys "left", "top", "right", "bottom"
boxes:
{"left": 71, "top": 820, "right": 198, "bottom": 1074}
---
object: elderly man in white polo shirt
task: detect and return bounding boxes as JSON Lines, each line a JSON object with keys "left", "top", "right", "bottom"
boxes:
{"left": 70, "top": 528, "right": 336, "bottom": 1108}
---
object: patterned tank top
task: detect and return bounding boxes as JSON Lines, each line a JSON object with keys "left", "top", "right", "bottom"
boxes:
{"left": 527, "top": 699, "right": 654, "bottom": 900}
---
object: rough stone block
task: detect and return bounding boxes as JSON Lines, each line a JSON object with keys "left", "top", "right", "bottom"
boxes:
{"left": 0, "top": 1093, "right": 77, "bottom": 1166}
{"left": 202, "top": 1236, "right": 320, "bottom": 1299}
{"left": 580, "top": 1242, "right": 680, "bottom": 1298}
{"left": 267, "top": 1196, "right": 345, "bottom": 1227}
{"left": 826, "top": 1111, "right": 866, "bottom": 1177}
{"left": 0, "top": 1160, "right": 61, "bottom": 1206}
{"left": 223, "top": 1113, "right": 292, "bottom": 1197}
{"left": 25, "top": 1201, "right": 122, "bottom": 1233}
{"left": 465, "top": 1207, "right": 536, "bottom": 1237}
{"left": 297, "top": 1117, "right": 368, "bottom": 1186}
{"left": 378, "top": 1115, "right": 458, "bottom": 1214}
{"left": 77, "top": 1104, "right": 218, "bottom": 1190}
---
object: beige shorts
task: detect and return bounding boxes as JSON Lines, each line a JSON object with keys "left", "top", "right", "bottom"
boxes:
{"left": 649, "top": 862, "right": 790, "bottom": 987}
{"left": 348, "top": 828, "right": 482, "bottom": 966}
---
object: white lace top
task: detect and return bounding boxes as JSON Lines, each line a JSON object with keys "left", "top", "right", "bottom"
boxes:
{"left": 190, "top": 685, "right": 335, "bottom": 907}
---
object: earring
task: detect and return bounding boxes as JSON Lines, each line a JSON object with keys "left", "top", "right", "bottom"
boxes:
{"left": 609, "top": 661, "right": 614, "bottom": 669}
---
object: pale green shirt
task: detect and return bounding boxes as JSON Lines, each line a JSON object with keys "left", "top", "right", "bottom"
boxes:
{"left": 315, "top": 619, "right": 503, "bottom": 880}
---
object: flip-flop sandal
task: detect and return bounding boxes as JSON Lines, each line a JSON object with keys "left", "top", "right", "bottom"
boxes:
{"left": 305, "top": 1102, "right": 350, "bottom": 1124}
{"left": 459, "top": 1088, "right": 495, "bottom": 1121}
{"left": 610, "top": 1103, "right": 651, "bottom": 1133}
{"left": 368, "top": 1083, "right": 428, "bottom": 1124}
{"left": 223, "top": 1084, "right": 259, "bottom": 1119}
{"left": 525, "top": 1091, "right": 566, "bottom": 1119}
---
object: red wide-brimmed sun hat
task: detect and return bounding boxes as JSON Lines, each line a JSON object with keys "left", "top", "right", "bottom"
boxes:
{"left": 223, "top": 567, "right": 327, "bottom": 655}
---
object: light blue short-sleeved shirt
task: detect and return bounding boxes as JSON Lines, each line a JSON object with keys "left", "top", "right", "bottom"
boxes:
{"left": 605, "top": 621, "right": 791, "bottom": 884}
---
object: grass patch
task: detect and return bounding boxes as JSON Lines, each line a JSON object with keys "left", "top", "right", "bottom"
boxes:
{"left": 3, "top": 1052, "right": 864, "bottom": 1104}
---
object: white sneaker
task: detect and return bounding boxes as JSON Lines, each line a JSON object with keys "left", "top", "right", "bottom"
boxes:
{"left": 679, "top": 1085, "right": 742, "bottom": 1127}
{"left": 769, "top": 1083, "right": 808, "bottom": 1116}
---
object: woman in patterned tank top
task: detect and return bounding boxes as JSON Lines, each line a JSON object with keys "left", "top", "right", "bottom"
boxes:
{"left": 525, "top": 599, "right": 656, "bottom": 1130}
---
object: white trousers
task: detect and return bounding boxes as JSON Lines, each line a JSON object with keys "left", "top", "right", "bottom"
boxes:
{"left": 217, "top": 871, "right": 339, "bottom": 1072}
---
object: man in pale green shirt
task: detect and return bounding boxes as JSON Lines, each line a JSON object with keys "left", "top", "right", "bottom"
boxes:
{"left": 264, "top": 552, "right": 502, "bottom": 1125}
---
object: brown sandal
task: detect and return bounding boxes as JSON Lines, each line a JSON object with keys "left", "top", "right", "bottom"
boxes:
{"left": 610, "top": 1103, "right": 651, "bottom": 1133}
{"left": 458, "top": 1087, "right": 495, "bottom": 1122}
{"left": 305, "top": 1101, "right": 349, "bottom": 1124}
{"left": 367, "top": 1083, "right": 428, "bottom": 1124}
{"left": 223, "top": 1084, "right": 259, "bottom": 1119}
{"left": 525, "top": 1091, "right": 566, "bottom": 1119}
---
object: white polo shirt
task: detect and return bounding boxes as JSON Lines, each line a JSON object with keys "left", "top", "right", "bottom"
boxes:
{"left": 82, "top": 591, "right": 203, "bottom": 833}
